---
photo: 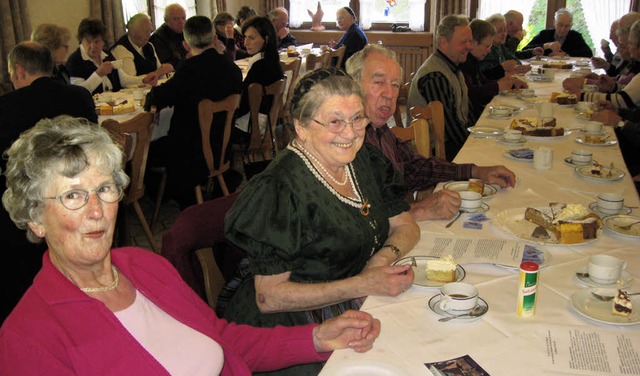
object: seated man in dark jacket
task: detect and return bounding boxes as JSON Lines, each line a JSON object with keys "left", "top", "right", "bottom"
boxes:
{"left": 150, "top": 3, "right": 189, "bottom": 67}
{"left": 522, "top": 8, "right": 592, "bottom": 58}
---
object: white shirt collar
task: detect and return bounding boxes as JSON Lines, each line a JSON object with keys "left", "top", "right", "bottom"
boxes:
{"left": 80, "top": 44, "right": 108, "bottom": 67}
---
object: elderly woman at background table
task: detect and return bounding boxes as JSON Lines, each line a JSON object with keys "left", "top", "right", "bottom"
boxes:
{"left": 31, "top": 23, "right": 72, "bottom": 84}
{"left": 479, "top": 14, "right": 530, "bottom": 81}
{"left": 223, "top": 69, "right": 419, "bottom": 374}
{"left": 0, "top": 116, "right": 381, "bottom": 375}
{"left": 233, "top": 6, "right": 256, "bottom": 59}
{"left": 324, "top": 7, "right": 368, "bottom": 69}
{"left": 461, "top": 19, "right": 526, "bottom": 119}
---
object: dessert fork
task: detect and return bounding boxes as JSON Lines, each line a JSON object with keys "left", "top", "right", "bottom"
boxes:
{"left": 616, "top": 220, "right": 640, "bottom": 231}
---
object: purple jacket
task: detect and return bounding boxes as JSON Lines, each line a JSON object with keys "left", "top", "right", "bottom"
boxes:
{"left": 0, "top": 247, "right": 328, "bottom": 375}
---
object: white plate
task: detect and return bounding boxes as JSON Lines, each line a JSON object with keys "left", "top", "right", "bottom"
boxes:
{"left": 525, "top": 130, "right": 572, "bottom": 140}
{"left": 428, "top": 295, "right": 489, "bottom": 322}
{"left": 570, "top": 288, "right": 640, "bottom": 325}
{"left": 497, "top": 136, "right": 527, "bottom": 145}
{"left": 321, "top": 360, "right": 411, "bottom": 376}
{"left": 575, "top": 267, "right": 633, "bottom": 288}
{"left": 603, "top": 215, "right": 640, "bottom": 239}
{"left": 393, "top": 256, "right": 466, "bottom": 288}
{"left": 575, "top": 165, "right": 625, "bottom": 181}
{"left": 564, "top": 157, "right": 598, "bottom": 167}
{"left": 489, "top": 104, "right": 523, "bottom": 113}
{"left": 468, "top": 126, "right": 503, "bottom": 137}
{"left": 588, "top": 202, "right": 632, "bottom": 217}
{"left": 503, "top": 150, "right": 533, "bottom": 162}
{"left": 492, "top": 207, "right": 600, "bottom": 246}
{"left": 442, "top": 181, "right": 498, "bottom": 198}
{"left": 575, "top": 135, "right": 618, "bottom": 147}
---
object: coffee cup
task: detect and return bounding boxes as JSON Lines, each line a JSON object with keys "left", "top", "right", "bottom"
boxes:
{"left": 583, "top": 121, "right": 604, "bottom": 133}
{"left": 576, "top": 101, "right": 594, "bottom": 112}
{"left": 439, "top": 282, "right": 479, "bottom": 311}
{"left": 571, "top": 149, "right": 592, "bottom": 165}
{"left": 111, "top": 59, "right": 123, "bottom": 69}
{"left": 492, "top": 106, "right": 511, "bottom": 117}
{"left": 521, "top": 89, "right": 535, "bottom": 97}
{"left": 587, "top": 255, "right": 627, "bottom": 285}
{"left": 597, "top": 192, "right": 624, "bottom": 214}
{"left": 533, "top": 147, "right": 553, "bottom": 170}
{"left": 459, "top": 191, "right": 482, "bottom": 211}
{"left": 504, "top": 129, "right": 522, "bottom": 141}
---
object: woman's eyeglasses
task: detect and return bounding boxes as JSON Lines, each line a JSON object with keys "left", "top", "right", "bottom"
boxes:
{"left": 312, "top": 115, "right": 369, "bottom": 133}
{"left": 44, "top": 183, "right": 124, "bottom": 210}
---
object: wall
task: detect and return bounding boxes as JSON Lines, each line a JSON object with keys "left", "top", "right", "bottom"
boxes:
{"left": 28, "top": 0, "right": 90, "bottom": 52}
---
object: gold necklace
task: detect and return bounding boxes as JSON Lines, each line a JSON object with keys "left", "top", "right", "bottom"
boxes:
{"left": 79, "top": 265, "right": 119, "bottom": 293}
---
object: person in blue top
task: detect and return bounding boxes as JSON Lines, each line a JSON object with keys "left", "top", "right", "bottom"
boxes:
{"left": 328, "top": 7, "right": 368, "bottom": 68}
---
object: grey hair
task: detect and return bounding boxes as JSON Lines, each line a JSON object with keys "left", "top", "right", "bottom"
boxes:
{"left": 630, "top": 19, "right": 640, "bottom": 45}
{"left": 2, "top": 116, "right": 129, "bottom": 243}
{"left": 470, "top": 19, "right": 496, "bottom": 43}
{"left": 555, "top": 8, "right": 573, "bottom": 22}
{"left": 164, "top": 3, "right": 185, "bottom": 20}
{"left": 504, "top": 10, "right": 522, "bottom": 24}
{"left": 346, "top": 44, "right": 399, "bottom": 83}
{"left": 127, "top": 13, "right": 151, "bottom": 31}
{"left": 437, "top": 15, "right": 470, "bottom": 42}
{"left": 184, "top": 16, "right": 214, "bottom": 48}
{"left": 267, "top": 7, "right": 288, "bottom": 21}
{"left": 31, "top": 23, "right": 71, "bottom": 51}
{"left": 617, "top": 12, "right": 640, "bottom": 37}
{"left": 486, "top": 13, "right": 505, "bottom": 25}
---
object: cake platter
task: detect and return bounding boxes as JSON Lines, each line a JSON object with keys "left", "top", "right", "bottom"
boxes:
{"left": 524, "top": 130, "right": 572, "bottom": 140}
{"left": 442, "top": 181, "right": 498, "bottom": 198}
{"left": 570, "top": 288, "right": 640, "bottom": 325}
{"left": 602, "top": 215, "right": 640, "bottom": 239}
{"left": 393, "top": 256, "right": 466, "bottom": 288}
{"left": 492, "top": 207, "right": 600, "bottom": 246}
{"left": 575, "top": 165, "right": 625, "bottom": 182}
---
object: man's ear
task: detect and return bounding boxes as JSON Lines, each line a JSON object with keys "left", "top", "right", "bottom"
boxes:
{"left": 13, "top": 63, "right": 27, "bottom": 80}
{"left": 182, "top": 40, "right": 191, "bottom": 52}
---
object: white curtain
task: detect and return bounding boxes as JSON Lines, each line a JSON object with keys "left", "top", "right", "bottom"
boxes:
{"left": 289, "top": 0, "right": 306, "bottom": 28}
{"left": 477, "top": 0, "right": 535, "bottom": 23}
{"left": 360, "top": 0, "right": 375, "bottom": 30}
{"left": 409, "top": 0, "right": 427, "bottom": 31}
{"left": 122, "top": 0, "right": 148, "bottom": 22}
{"left": 581, "top": 0, "right": 630, "bottom": 58}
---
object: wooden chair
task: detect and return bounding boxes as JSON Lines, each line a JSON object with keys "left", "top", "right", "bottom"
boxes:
{"left": 390, "top": 118, "right": 431, "bottom": 158}
{"left": 102, "top": 110, "right": 159, "bottom": 253}
{"left": 410, "top": 101, "right": 446, "bottom": 159}
{"left": 195, "top": 94, "right": 241, "bottom": 204}
{"left": 325, "top": 45, "right": 346, "bottom": 68}
{"left": 279, "top": 58, "right": 302, "bottom": 126}
{"left": 306, "top": 52, "right": 329, "bottom": 71}
{"left": 246, "top": 79, "right": 285, "bottom": 162}
{"left": 393, "top": 72, "right": 414, "bottom": 128}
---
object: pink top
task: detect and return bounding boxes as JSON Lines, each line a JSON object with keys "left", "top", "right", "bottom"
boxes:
{"left": 115, "top": 291, "right": 224, "bottom": 375}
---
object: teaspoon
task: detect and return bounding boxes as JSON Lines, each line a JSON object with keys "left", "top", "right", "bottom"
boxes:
{"left": 438, "top": 305, "right": 487, "bottom": 322}
{"left": 445, "top": 210, "right": 463, "bottom": 228}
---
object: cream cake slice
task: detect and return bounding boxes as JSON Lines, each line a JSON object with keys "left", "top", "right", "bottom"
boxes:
{"left": 425, "top": 255, "right": 457, "bottom": 282}
{"left": 612, "top": 289, "right": 632, "bottom": 317}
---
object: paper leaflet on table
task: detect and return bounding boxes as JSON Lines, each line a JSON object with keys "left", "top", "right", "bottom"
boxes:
{"left": 409, "top": 236, "right": 544, "bottom": 267}
{"left": 425, "top": 354, "right": 491, "bottom": 376}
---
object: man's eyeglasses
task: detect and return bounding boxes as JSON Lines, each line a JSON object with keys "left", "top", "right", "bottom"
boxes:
{"left": 312, "top": 116, "right": 369, "bottom": 133}
{"left": 44, "top": 183, "right": 124, "bottom": 210}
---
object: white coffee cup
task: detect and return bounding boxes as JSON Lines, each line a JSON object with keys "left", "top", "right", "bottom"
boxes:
{"left": 492, "top": 107, "right": 511, "bottom": 117}
{"left": 111, "top": 59, "right": 123, "bottom": 69}
{"left": 439, "top": 282, "right": 479, "bottom": 311}
{"left": 539, "top": 102, "right": 555, "bottom": 118}
{"left": 533, "top": 147, "right": 553, "bottom": 170}
{"left": 587, "top": 255, "right": 627, "bottom": 285}
{"left": 583, "top": 121, "right": 604, "bottom": 133}
{"left": 571, "top": 149, "right": 592, "bottom": 165}
{"left": 459, "top": 191, "right": 482, "bottom": 211}
{"left": 576, "top": 101, "right": 593, "bottom": 112}
{"left": 504, "top": 129, "right": 522, "bottom": 141}
{"left": 597, "top": 192, "right": 624, "bottom": 214}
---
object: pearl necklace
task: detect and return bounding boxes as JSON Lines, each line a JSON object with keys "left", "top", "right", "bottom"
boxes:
{"left": 294, "top": 140, "right": 348, "bottom": 186}
{"left": 80, "top": 265, "right": 119, "bottom": 293}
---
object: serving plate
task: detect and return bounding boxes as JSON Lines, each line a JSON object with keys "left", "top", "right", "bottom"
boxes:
{"left": 393, "top": 256, "right": 466, "bottom": 288}
{"left": 525, "top": 130, "right": 572, "bottom": 140}
{"left": 443, "top": 181, "right": 498, "bottom": 198}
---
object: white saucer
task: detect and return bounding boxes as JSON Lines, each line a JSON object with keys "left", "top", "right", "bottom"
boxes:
{"left": 571, "top": 288, "right": 640, "bottom": 325}
{"left": 497, "top": 136, "right": 527, "bottom": 145}
{"left": 428, "top": 295, "right": 489, "bottom": 322}
{"left": 575, "top": 267, "right": 632, "bottom": 288}
{"left": 461, "top": 202, "right": 490, "bottom": 213}
{"left": 564, "top": 157, "right": 598, "bottom": 167}
{"left": 588, "top": 202, "right": 632, "bottom": 217}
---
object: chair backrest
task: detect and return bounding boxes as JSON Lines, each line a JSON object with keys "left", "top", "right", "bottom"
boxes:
{"left": 198, "top": 94, "right": 241, "bottom": 177}
{"left": 390, "top": 118, "right": 431, "bottom": 158}
{"left": 247, "top": 79, "right": 285, "bottom": 160}
{"left": 306, "top": 52, "right": 329, "bottom": 71}
{"left": 393, "top": 80, "right": 412, "bottom": 128}
{"left": 326, "top": 45, "right": 346, "bottom": 68}
{"left": 102, "top": 110, "right": 156, "bottom": 204}
{"left": 410, "top": 101, "right": 446, "bottom": 159}
{"left": 279, "top": 58, "right": 302, "bottom": 124}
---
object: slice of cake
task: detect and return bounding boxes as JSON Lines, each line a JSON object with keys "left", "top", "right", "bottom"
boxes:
{"left": 612, "top": 289, "right": 632, "bottom": 317}
{"left": 510, "top": 118, "right": 564, "bottom": 137}
{"left": 525, "top": 204, "right": 601, "bottom": 244}
{"left": 556, "top": 93, "right": 577, "bottom": 105}
{"left": 425, "top": 255, "right": 457, "bottom": 282}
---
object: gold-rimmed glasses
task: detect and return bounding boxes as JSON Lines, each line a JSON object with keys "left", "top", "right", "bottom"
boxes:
{"left": 311, "top": 115, "right": 369, "bottom": 133}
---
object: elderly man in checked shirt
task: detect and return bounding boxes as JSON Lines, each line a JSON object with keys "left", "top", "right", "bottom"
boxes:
{"left": 346, "top": 44, "right": 516, "bottom": 221}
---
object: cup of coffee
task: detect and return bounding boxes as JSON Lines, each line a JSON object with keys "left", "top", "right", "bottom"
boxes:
{"left": 439, "top": 282, "right": 479, "bottom": 311}
{"left": 504, "top": 129, "right": 523, "bottom": 141}
{"left": 587, "top": 255, "right": 627, "bottom": 285}
{"left": 459, "top": 191, "right": 483, "bottom": 211}
{"left": 533, "top": 147, "right": 553, "bottom": 170}
{"left": 543, "top": 68, "right": 555, "bottom": 80}
{"left": 110, "top": 59, "right": 123, "bottom": 69}
{"left": 597, "top": 193, "right": 624, "bottom": 214}
{"left": 571, "top": 149, "right": 592, "bottom": 165}
{"left": 583, "top": 121, "right": 604, "bottom": 133}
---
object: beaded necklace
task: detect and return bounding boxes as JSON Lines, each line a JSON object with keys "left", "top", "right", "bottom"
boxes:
{"left": 79, "top": 265, "right": 119, "bottom": 293}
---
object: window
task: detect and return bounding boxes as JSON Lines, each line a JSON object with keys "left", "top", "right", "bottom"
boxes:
{"left": 369, "top": 0, "right": 411, "bottom": 23}
{"left": 121, "top": 0, "right": 196, "bottom": 28}
{"left": 289, "top": 0, "right": 350, "bottom": 28}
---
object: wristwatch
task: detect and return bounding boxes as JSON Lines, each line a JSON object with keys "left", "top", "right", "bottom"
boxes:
{"left": 382, "top": 244, "right": 401, "bottom": 260}
{"left": 616, "top": 120, "right": 626, "bottom": 129}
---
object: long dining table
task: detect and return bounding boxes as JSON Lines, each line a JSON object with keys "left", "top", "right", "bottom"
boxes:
{"left": 320, "top": 60, "right": 640, "bottom": 375}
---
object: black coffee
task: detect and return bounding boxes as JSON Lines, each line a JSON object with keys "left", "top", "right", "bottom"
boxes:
{"left": 449, "top": 294, "right": 469, "bottom": 298}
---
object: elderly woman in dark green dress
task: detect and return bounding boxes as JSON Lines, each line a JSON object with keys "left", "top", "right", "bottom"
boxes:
{"left": 223, "top": 68, "right": 420, "bottom": 374}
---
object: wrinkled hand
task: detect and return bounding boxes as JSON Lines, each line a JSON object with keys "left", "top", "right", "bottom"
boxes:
{"left": 156, "top": 63, "right": 174, "bottom": 77}
{"left": 532, "top": 47, "right": 545, "bottom": 56}
{"left": 513, "top": 77, "right": 528, "bottom": 89}
{"left": 410, "top": 189, "right": 461, "bottom": 221}
{"left": 591, "top": 109, "right": 621, "bottom": 126}
{"left": 596, "top": 100, "right": 614, "bottom": 111}
{"left": 591, "top": 57, "right": 610, "bottom": 70}
{"left": 96, "top": 61, "right": 114, "bottom": 77}
{"left": 278, "top": 27, "right": 290, "bottom": 39}
{"left": 313, "top": 310, "right": 381, "bottom": 353}
{"left": 543, "top": 41, "right": 562, "bottom": 54}
{"left": 473, "top": 165, "right": 516, "bottom": 188}
{"left": 360, "top": 264, "right": 414, "bottom": 296}
{"left": 562, "top": 77, "right": 584, "bottom": 95}
{"left": 597, "top": 74, "right": 616, "bottom": 93}
{"left": 142, "top": 72, "right": 159, "bottom": 85}
{"left": 502, "top": 60, "right": 518, "bottom": 72}
{"left": 498, "top": 77, "right": 515, "bottom": 91}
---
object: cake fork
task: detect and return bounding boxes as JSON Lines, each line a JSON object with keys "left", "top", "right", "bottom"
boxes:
{"left": 615, "top": 220, "right": 640, "bottom": 231}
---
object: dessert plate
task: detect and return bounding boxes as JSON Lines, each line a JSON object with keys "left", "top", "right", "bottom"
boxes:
{"left": 575, "top": 165, "right": 625, "bottom": 182}
{"left": 503, "top": 150, "right": 533, "bottom": 162}
{"left": 428, "top": 295, "right": 489, "bottom": 322}
{"left": 320, "top": 360, "right": 411, "bottom": 376}
{"left": 564, "top": 157, "right": 598, "bottom": 167}
{"left": 603, "top": 215, "right": 640, "bottom": 239}
{"left": 497, "top": 136, "right": 527, "bottom": 145}
{"left": 393, "top": 256, "right": 466, "bottom": 288}
{"left": 575, "top": 135, "right": 618, "bottom": 147}
{"left": 588, "top": 202, "right": 632, "bottom": 217}
{"left": 575, "top": 267, "right": 632, "bottom": 288}
{"left": 492, "top": 207, "right": 600, "bottom": 246}
{"left": 489, "top": 104, "right": 523, "bottom": 113}
{"left": 467, "top": 126, "right": 503, "bottom": 137}
{"left": 570, "top": 288, "right": 640, "bottom": 325}
{"left": 443, "top": 181, "right": 498, "bottom": 198}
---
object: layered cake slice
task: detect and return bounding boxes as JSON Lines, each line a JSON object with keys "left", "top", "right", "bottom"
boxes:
{"left": 510, "top": 117, "right": 563, "bottom": 137}
{"left": 524, "top": 204, "right": 600, "bottom": 244}
{"left": 612, "top": 289, "right": 632, "bottom": 317}
{"left": 425, "top": 255, "right": 457, "bottom": 282}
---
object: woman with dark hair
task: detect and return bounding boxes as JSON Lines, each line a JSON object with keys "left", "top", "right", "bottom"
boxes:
{"left": 234, "top": 6, "right": 257, "bottom": 59}
{"left": 234, "top": 16, "right": 284, "bottom": 142}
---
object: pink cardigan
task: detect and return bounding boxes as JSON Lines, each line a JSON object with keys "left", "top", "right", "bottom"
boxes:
{"left": 0, "top": 247, "right": 329, "bottom": 375}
